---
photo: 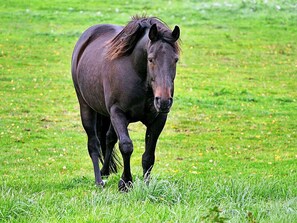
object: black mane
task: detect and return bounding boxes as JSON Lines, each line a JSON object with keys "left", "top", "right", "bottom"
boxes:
{"left": 107, "top": 16, "right": 180, "bottom": 60}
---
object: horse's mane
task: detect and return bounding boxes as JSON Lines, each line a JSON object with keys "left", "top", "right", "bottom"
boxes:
{"left": 106, "top": 15, "right": 180, "bottom": 60}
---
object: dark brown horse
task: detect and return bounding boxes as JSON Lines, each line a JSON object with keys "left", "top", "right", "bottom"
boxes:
{"left": 71, "top": 16, "right": 180, "bottom": 191}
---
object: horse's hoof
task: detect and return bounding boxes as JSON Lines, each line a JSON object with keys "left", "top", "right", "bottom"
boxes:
{"left": 96, "top": 180, "right": 106, "bottom": 188}
{"left": 118, "top": 179, "right": 133, "bottom": 192}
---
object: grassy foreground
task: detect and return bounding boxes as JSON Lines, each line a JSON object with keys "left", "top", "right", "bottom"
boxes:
{"left": 0, "top": 0, "right": 296, "bottom": 222}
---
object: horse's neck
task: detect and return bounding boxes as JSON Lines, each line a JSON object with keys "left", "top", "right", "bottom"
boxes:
{"left": 131, "top": 33, "right": 149, "bottom": 79}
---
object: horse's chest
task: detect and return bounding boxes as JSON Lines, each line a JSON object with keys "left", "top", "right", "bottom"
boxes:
{"left": 119, "top": 90, "right": 154, "bottom": 121}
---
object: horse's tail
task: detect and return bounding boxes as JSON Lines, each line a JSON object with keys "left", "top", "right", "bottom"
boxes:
{"left": 99, "top": 141, "right": 121, "bottom": 174}
{"left": 109, "top": 150, "right": 121, "bottom": 174}
{"left": 99, "top": 146, "right": 121, "bottom": 174}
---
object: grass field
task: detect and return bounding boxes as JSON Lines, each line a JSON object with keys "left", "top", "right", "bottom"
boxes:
{"left": 1, "top": 0, "right": 296, "bottom": 222}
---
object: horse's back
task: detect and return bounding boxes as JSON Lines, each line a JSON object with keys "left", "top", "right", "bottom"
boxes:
{"left": 71, "top": 24, "right": 122, "bottom": 76}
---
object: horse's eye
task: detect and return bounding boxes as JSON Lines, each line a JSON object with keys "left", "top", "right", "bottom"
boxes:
{"left": 148, "top": 58, "right": 154, "bottom": 63}
{"left": 174, "top": 58, "right": 179, "bottom": 63}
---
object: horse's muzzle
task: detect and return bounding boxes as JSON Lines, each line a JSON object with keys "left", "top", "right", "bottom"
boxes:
{"left": 154, "top": 97, "right": 173, "bottom": 113}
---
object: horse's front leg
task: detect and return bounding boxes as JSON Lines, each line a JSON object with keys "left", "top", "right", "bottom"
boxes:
{"left": 143, "top": 113, "right": 167, "bottom": 182}
{"left": 110, "top": 106, "right": 133, "bottom": 192}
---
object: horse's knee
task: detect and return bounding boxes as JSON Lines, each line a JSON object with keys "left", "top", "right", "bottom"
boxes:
{"left": 119, "top": 140, "right": 133, "bottom": 155}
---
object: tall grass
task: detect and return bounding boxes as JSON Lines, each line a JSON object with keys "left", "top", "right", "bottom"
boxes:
{"left": 1, "top": 175, "right": 296, "bottom": 222}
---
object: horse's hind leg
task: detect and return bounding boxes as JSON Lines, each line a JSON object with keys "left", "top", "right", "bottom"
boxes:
{"left": 101, "top": 123, "right": 118, "bottom": 176}
{"left": 79, "top": 100, "right": 104, "bottom": 186}
{"left": 96, "top": 115, "right": 110, "bottom": 164}
{"left": 96, "top": 115, "right": 118, "bottom": 176}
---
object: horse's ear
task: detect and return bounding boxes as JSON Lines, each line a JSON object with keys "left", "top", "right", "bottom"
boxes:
{"left": 149, "top": 24, "right": 159, "bottom": 42}
{"left": 172, "top": 25, "right": 180, "bottom": 42}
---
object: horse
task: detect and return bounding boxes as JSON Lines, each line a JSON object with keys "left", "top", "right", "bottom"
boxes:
{"left": 71, "top": 16, "right": 180, "bottom": 191}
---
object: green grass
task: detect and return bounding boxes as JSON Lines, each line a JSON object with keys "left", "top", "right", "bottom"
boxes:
{"left": 1, "top": 0, "right": 296, "bottom": 222}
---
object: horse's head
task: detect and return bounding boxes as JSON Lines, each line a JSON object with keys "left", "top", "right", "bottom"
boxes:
{"left": 147, "top": 24, "right": 180, "bottom": 113}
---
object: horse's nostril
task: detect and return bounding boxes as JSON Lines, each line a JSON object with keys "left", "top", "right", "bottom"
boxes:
{"left": 154, "top": 97, "right": 173, "bottom": 113}
{"left": 155, "top": 97, "right": 161, "bottom": 105}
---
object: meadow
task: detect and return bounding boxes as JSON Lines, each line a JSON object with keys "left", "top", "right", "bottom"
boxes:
{"left": 0, "top": 0, "right": 296, "bottom": 222}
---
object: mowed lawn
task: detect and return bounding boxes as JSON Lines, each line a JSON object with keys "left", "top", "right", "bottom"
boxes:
{"left": 0, "top": 0, "right": 296, "bottom": 222}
